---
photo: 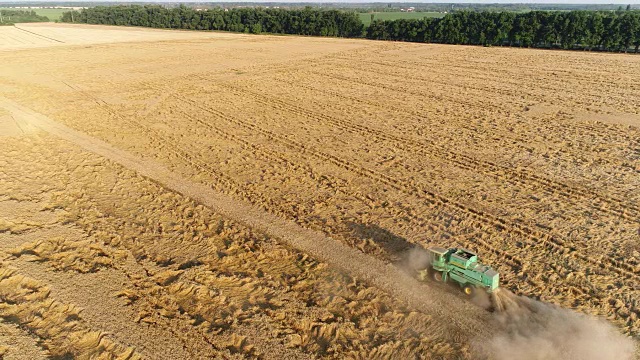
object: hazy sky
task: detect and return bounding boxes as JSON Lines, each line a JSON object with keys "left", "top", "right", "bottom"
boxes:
{"left": 7, "top": 0, "right": 640, "bottom": 3}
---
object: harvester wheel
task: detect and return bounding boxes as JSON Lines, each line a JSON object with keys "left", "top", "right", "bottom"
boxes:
{"left": 433, "top": 271, "right": 443, "bottom": 282}
{"left": 463, "top": 284, "right": 475, "bottom": 296}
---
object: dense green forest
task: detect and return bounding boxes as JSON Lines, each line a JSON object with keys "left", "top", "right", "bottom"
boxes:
{"left": 7, "top": 2, "right": 636, "bottom": 12}
{"left": 0, "top": 9, "right": 49, "bottom": 24}
{"left": 61, "top": 6, "right": 363, "bottom": 37}
{"left": 61, "top": 5, "right": 640, "bottom": 52}
{"left": 367, "top": 10, "right": 640, "bottom": 52}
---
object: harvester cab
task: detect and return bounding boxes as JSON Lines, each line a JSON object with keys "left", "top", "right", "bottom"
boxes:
{"left": 418, "top": 246, "right": 499, "bottom": 296}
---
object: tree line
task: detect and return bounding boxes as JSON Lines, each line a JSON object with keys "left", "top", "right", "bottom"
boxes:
{"left": 61, "top": 6, "right": 640, "bottom": 53}
{"left": 61, "top": 5, "right": 363, "bottom": 37}
{"left": 366, "top": 10, "right": 640, "bottom": 52}
{"left": 0, "top": 9, "right": 49, "bottom": 25}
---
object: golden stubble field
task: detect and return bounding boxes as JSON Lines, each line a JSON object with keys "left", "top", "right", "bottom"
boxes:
{"left": 0, "top": 23, "right": 639, "bottom": 359}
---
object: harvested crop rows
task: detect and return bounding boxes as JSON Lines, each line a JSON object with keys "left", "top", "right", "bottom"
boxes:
{"left": 0, "top": 24, "right": 638, "bottom": 358}
{"left": 0, "top": 123, "right": 479, "bottom": 359}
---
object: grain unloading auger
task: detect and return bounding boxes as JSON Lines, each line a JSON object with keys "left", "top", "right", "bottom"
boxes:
{"left": 417, "top": 247, "right": 499, "bottom": 296}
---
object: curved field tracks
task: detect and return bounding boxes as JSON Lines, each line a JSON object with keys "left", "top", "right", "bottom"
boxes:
{"left": 1, "top": 24, "right": 639, "bottom": 359}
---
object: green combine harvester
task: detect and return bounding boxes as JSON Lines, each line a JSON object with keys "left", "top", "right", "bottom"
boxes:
{"left": 417, "top": 247, "right": 499, "bottom": 295}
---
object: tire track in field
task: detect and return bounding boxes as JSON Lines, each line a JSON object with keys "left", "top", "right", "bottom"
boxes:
{"left": 272, "top": 73, "right": 626, "bottom": 175}
{"left": 163, "top": 87, "right": 640, "bottom": 322}
{"left": 206, "top": 83, "right": 640, "bottom": 283}
{"left": 219, "top": 81, "right": 640, "bottom": 221}
{"left": 331, "top": 60, "right": 640, "bottom": 150}
{"left": 49, "top": 81, "right": 480, "bottom": 345}
{"left": 341, "top": 61, "right": 639, "bottom": 129}
{"left": 373, "top": 56, "right": 640, "bottom": 93}
{"left": 346, "top": 57, "right": 638, "bottom": 109}
{"left": 35, "top": 81, "right": 640, "bottom": 330}
{"left": 63, "top": 78, "right": 633, "bottom": 315}
{"left": 159, "top": 94, "right": 542, "bottom": 298}
{"left": 0, "top": 96, "right": 492, "bottom": 343}
{"left": 157, "top": 104, "right": 461, "bottom": 245}
{"left": 79, "top": 78, "right": 474, "bottom": 281}
{"left": 315, "top": 63, "right": 636, "bottom": 146}
{"left": 277, "top": 68, "right": 553, "bottom": 156}
{"left": 164, "top": 88, "right": 528, "bottom": 263}
{"left": 178, "top": 42, "right": 395, "bottom": 84}
{"left": 174, "top": 84, "right": 640, "bottom": 323}
{"left": 269, "top": 75, "right": 638, "bottom": 214}
{"left": 330, "top": 60, "right": 550, "bottom": 107}
{"left": 306, "top": 65, "right": 640, "bottom": 149}
{"left": 31, "top": 83, "right": 304, "bottom": 231}
{"left": 324, "top": 59, "right": 634, "bottom": 134}
{"left": 59, "top": 81, "right": 282, "bottom": 213}
{"left": 163, "top": 99, "right": 529, "bottom": 271}
{"left": 271, "top": 74, "right": 494, "bottom": 144}
{"left": 302, "top": 73, "right": 506, "bottom": 131}
{"left": 384, "top": 48, "right": 639, "bottom": 85}
{"left": 14, "top": 25, "right": 65, "bottom": 43}
{"left": 265, "top": 71, "right": 640, "bottom": 217}
{"left": 305, "top": 67, "right": 519, "bottom": 115}
{"left": 301, "top": 66, "right": 629, "bottom": 155}
{"left": 67, "top": 79, "right": 453, "bottom": 260}
{"left": 61, "top": 79, "right": 640, "bottom": 331}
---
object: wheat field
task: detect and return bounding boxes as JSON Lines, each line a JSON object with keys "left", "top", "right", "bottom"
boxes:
{"left": 0, "top": 23, "right": 638, "bottom": 359}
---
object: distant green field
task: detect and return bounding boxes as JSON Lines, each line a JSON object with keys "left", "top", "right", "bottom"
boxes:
{"left": 359, "top": 12, "right": 445, "bottom": 26}
{"left": 0, "top": 7, "right": 66, "bottom": 21}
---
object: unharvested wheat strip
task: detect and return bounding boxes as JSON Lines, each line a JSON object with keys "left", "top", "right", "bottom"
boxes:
{"left": 0, "top": 96, "right": 494, "bottom": 338}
